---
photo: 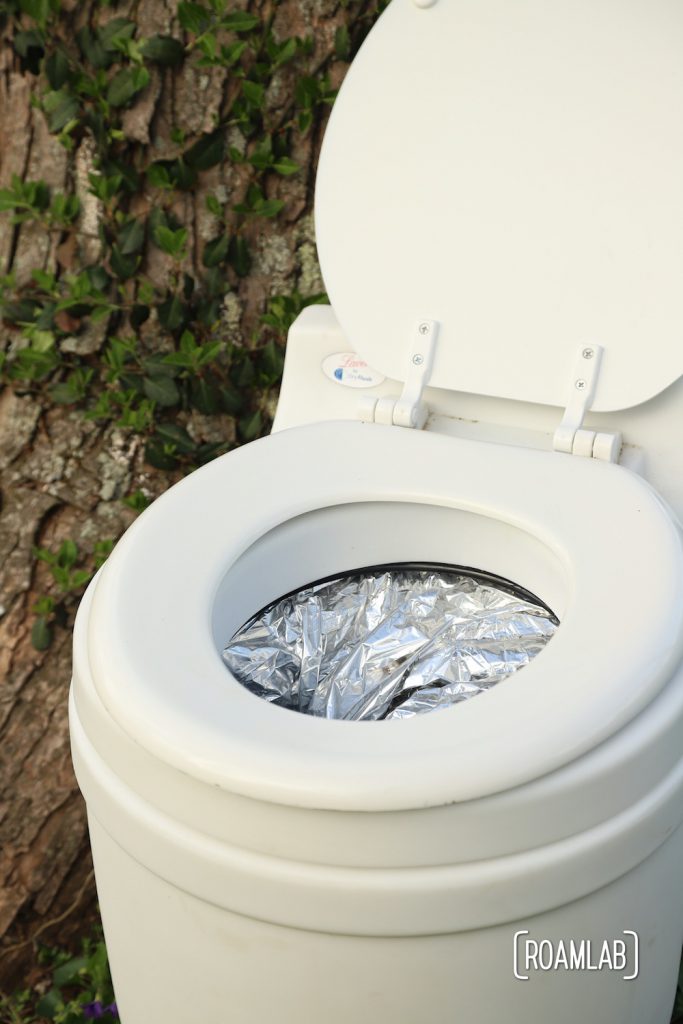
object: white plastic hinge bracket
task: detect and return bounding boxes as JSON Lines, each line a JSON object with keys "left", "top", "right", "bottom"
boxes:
{"left": 357, "top": 321, "right": 439, "bottom": 429}
{"left": 553, "top": 344, "right": 622, "bottom": 462}
{"left": 393, "top": 320, "right": 439, "bottom": 428}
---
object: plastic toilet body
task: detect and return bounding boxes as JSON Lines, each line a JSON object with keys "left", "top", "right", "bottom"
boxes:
{"left": 70, "top": 1, "right": 683, "bottom": 1021}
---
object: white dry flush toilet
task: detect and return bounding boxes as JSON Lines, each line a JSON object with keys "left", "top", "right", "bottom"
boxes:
{"left": 70, "top": 0, "right": 683, "bottom": 1021}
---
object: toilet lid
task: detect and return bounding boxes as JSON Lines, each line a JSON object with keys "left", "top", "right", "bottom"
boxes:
{"left": 315, "top": 0, "right": 683, "bottom": 413}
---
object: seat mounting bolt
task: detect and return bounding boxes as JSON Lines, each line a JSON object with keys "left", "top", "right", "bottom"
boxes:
{"left": 582, "top": 347, "right": 594, "bottom": 359}
{"left": 575, "top": 379, "right": 587, "bottom": 390}
{"left": 412, "top": 353, "right": 424, "bottom": 365}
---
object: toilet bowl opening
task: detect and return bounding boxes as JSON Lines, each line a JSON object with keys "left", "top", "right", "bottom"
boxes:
{"left": 212, "top": 500, "right": 566, "bottom": 723}
{"left": 222, "top": 562, "right": 559, "bottom": 721}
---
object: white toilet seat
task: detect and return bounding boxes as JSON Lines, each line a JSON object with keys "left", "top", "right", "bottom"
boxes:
{"left": 87, "top": 420, "right": 683, "bottom": 810}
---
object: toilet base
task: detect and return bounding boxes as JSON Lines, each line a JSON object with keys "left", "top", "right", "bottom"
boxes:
{"left": 89, "top": 813, "right": 683, "bottom": 1024}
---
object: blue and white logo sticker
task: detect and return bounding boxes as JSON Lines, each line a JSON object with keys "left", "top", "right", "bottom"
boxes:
{"left": 322, "top": 352, "right": 385, "bottom": 389}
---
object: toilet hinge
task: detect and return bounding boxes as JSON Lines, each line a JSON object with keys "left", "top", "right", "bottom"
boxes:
{"left": 553, "top": 344, "right": 622, "bottom": 462}
{"left": 357, "top": 320, "right": 439, "bottom": 429}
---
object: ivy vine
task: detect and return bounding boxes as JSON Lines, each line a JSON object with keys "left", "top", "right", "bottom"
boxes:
{"left": 0, "top": 0, "right": 388, "bottom": 647}
{"left": 0, "top": 0, "right": 386, "bottom": 459}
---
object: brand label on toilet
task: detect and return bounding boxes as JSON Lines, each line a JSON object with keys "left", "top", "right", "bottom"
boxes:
{"left": 322, "top": 352, "right": 385, "bottom": 389}
{"left": 513, "top": 930, "right": 639, "bottom": 981}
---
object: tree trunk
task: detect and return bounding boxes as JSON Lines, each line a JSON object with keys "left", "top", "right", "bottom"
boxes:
{"left": 0, "top": 0, "right": 383, "bottom": 989}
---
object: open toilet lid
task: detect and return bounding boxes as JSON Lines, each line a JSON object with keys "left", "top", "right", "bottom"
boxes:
{"left": 315, "top": 0, "right": 683, "bottom": 413}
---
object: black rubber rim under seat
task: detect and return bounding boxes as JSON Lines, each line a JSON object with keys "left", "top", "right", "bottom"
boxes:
{"left": 239, "top": 562, "right": 560, "bottom": 633}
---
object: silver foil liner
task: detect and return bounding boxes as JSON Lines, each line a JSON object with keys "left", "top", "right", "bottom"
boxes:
{"left": 223, "top": 565, "right": 558, "bottom": 721}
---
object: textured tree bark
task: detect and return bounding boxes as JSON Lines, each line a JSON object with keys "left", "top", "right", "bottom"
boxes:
{"left": 0, "top": 0, "right": 378, "bottom": 988}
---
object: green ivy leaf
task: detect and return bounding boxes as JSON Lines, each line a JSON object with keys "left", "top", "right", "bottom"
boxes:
{"left": 233, "top": 184, "right": 284, "bottom": 219}
{"left": 202, "top": 234, "right": 229, "bottom": 267}
{"left": 106, "top": 65, "right": 150, "bottom": 108}
{"left": 197, "top": 339, "right": 223, "bottom": 365}
{"left": 222, "top": 12, "right": 260, "bottom": 32}
{"left": 141, "top": 35, "right": 186, "bottom": 66}
{"left": 2, "top": 298, "right": 41, "bottom": 324}
{"left": 144, "top": 440, "right": 178, "bottom": 470}
{"left": 177, "top": 1, "right": 211, "bottom": 34}
{"left": 153, "top": 225, "right": 188, "bottom": 259}
{"left": 241, "top": 80, "right": 265, "bottom": 107}
{"left": 270, "top": 36, "right": 298, "bottom": 67}
{"left": 334, "top": 25, "right": 351, "bottom": 60}
{"left": 261, "top": 200, "right": 285, "bottom": 218}
{"left": 88, "top": 171, "right": 124, "bottom": 202}
{"left": 196, "top": 440, "right": 227, "bottom": 464}
{"left": 49, "top": 368, "right": 93, "bottom": 404}
{"left": 154, "top": 422, "right": 195, "bottom": 453}
{"left": 169, "top": 157, "right": 198, "bottom": 191}
{"left": 117, "top": 217, "right": 145, "bottom": 255}
{"left": 76, "top": 26, "right": 108, "bottom": 69}
{"left": 179, "top": 329, "right": 197, "bottom": 353}
{"left": 298, "top": 109, "right": 313, "bottom": 134}
{"left": 228, "top": 236, "right": 251, "bottom": 276}
{"left": 110, "top": 245, "right": 140, "bottom": 280}
{"left": 26, "top": 179, "right": 51, "bottom": 211}
{"left": 157, "top": 292, "right": 186, "bottom": 330}
{"left": 233, "top": 354, "right": 255, "bottom": 387}
{"left": 184, "top": 129, "right": 225, "bottom": 171}
{"left": 19, "top": 0, "right": 51, "bottom": 26}
{"left": 52, "top": 539, "right": 78, "bottom": 568}
{"left": 43, "top": 89, "right": 80, "bottom": 132}
{"left": 143, "top": 375, "right": 180, "bottom": 406}
{"left": 295, "top": 75, "right": 319, "bottom": 109}
{"left": 248, "top": 139, "right": 273, "bottom": 171}
{"left": 50, "top": 192, "right": 80, "bottom": 226}
{"left": 146, "top": 162, "right": 173, "bottom": 190}
{"left": 33, "top": 595, "right": 55, "bottom": 617}
{"left": 142, "top": 354, "right": 180, "bottom": 378}
{"left": 205, "top": 193, "right": 223, "bottom": 217}
{"left": 44, "top": 48, "right": 70, "bottom": 89}
{"left": 31, "top": 268, "right": 56, "bottom": 291}
{"left": 49, "top": 385, "right": 78, "bottom": 405}
{"left": 103, "top": 158, "right": 140, "bottom": 194}
{"left": 190, "top": 376, "right": 221, "bottom": 414}
{"left": 31, "top": 616, "right": 53, "bottom": 651}
{"left": 99, "top": 18, "right": 136, "bottom": 52}
{"left": 88, "top": 267, "right": 111, "bottom": 293}
{"left": 122, "top": 490, "right": 151, "bottom": 513}
{"left": 8, "top": 336, "right": 59, "bottom": 381}
{"left": 216, "top": 39, "right": 247, "bottom": 68}
{"left": 239, "top": 409, "right": 262, "bottom": 441}
{"left": 259, "top": 339, "right": 284, "bottom": 383}
{"left": 0, "top": 189, "right": 17, "bottom": 213}
{"left": 51, "top": 956, "right": 89, "bottom": 988}
{"left": 35, "top": 988, "right": 62, "bottom": 1018}
{"left": 219, "top": 382, "right": 243, "bottom": 414}
{"left": 272, "top": 157, "right": 299, "bottom": 176}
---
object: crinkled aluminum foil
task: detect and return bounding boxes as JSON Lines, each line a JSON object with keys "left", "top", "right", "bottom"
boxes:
{"left": 223, "top": 566, "right": 558, "bottom": 721}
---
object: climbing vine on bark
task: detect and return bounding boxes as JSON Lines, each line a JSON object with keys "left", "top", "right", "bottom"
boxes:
{"left": 0, "top": 0, "right": 387, "bottom": 989}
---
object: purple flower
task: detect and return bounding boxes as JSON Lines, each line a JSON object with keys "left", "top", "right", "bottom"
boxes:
{"left": 83, "top": 1002, "right": 104, "bottom": 1019}
{"left": 83, "top": 1001, "right": 118, "bottom": 1020}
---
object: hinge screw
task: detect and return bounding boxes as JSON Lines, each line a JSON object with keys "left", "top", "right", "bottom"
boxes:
{"left": 412, "top": 353, "right": 424, "bottom": 366}
{"left": 418, "top": 322, "right": 430, "bottom": 335}
{"left": 582, "top": 347, "right": 594, "bottom": 359}
{"left": 575, "top": 379, "right": 587, "bottom": 391}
